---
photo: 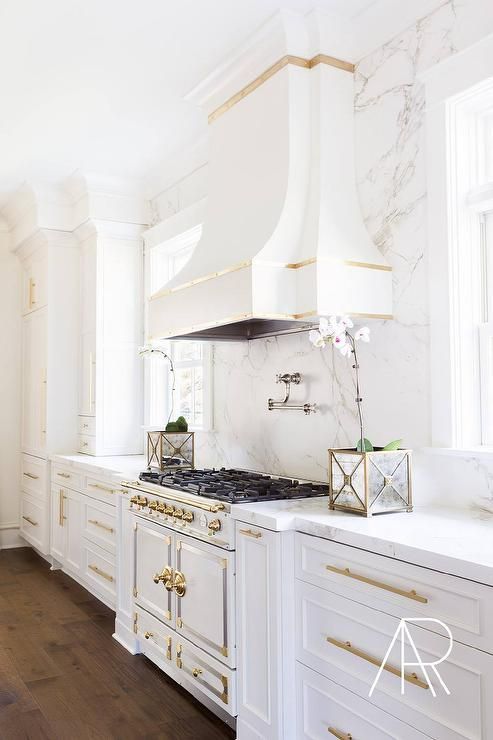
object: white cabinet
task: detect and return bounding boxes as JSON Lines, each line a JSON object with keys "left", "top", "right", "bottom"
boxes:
{"left": 235, "top": 523, "right": 295, "bottom": 740}
{"left": 77, "top": 223, "right": 143, "bottom": 455}
{"left": 21, "top": 309, "right": 47, "bottom": 458}
{"left": 50, "top": 485, "right": 81, "bottom": 576}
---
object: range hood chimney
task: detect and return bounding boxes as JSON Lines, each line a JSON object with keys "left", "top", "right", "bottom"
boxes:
{"left": 148, "top": 10, "right": 392, "bottom": 341}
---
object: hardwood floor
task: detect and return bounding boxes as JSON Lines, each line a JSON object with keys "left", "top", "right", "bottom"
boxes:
{"left": 0, "top": 547, "right": 236, "bottom": 740}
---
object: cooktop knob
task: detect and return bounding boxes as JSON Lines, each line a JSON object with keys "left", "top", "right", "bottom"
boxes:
{"left": 148, "top": 500, "right": 158, "bottom": 510}
{"left": 182, "top": 511, "right": 194, "bottom": 523}
{"left": 156, "top": 503, "right": 166, "bottom": 513}
{"left": 208, "top": 518, "right": 221, "bottom": 533}
{"left": 164, "top": 505, "right": 174, "bottom": 516}
{"left": 173, "top": 509, "right": 183, "bottom": 519}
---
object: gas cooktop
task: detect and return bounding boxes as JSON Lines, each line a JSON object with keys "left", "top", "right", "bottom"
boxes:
{"left": 138, "top": 467, "right": 328, "bottom": 503}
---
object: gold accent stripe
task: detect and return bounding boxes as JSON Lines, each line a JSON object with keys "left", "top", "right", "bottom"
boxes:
{"left": 151, "top": 260, "right": 251, "bottom": 300}
{"left": 345, "top": 260, "right": 392, "bottom": 272}
{"left": 208, "top": 53, "right": 355, "bottom": 123}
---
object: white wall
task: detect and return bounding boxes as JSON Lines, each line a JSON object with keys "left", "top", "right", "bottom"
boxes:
{"left": 149, "top": 0, "right": 493, "bottom": 515}
{"left": 0, "top": 228, "right": 22, "bottom": 547}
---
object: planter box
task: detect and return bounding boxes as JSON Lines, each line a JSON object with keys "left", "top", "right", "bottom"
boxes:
{"left": 328, "top": 448, "right": 412, "bottom": 516}
{"left": 147, "top": 430, "right": 195, "bottom": 471}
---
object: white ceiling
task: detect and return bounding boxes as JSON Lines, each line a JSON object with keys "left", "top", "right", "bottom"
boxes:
{"left": 0, "top": 0, "right": 436, "bottom": 205}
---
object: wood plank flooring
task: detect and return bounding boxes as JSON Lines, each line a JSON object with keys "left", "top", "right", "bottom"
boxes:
{"left": 0, "top": 547, "right": 236, "bottom": 739}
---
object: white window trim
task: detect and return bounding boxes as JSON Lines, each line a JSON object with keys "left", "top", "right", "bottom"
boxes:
{"left": 423, "top": 33, "right": 493, "bottom": 451}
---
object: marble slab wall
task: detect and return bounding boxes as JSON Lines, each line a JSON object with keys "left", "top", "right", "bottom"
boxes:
{"left": 152, "top": 0, "right": 493, "bottom": 512}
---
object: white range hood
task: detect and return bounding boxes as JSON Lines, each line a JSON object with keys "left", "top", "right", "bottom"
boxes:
{"left": 149, "top": 10, "right": 392, "bottom": 341}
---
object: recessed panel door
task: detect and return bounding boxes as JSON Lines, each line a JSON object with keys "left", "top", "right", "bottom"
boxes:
{"left": 134, "top": 518, "right": 174, "bottom": 625}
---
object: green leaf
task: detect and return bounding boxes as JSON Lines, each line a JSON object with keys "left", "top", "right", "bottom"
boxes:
{"left": 382, "top": 439, "right": 403, "bottom": 451}
{"left": 356, "top": 438, "right": 374, "bottom": 451}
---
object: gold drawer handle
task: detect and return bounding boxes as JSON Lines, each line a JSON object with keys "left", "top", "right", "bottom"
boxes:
{"left": 88, "top": 564, "right": 114, "bottom": 583}
{"left": 328, "top": 729, "right": 352, "bottom": 740}
{"left": 22, "top": 515, "right": 38, "bottom": 527}
{"left": 325, "top": 564, "right": 428, "bottom": 604}
{"left": 239, "top": 528, "right": 262, "bottom": 539}
{"left": 144, "top": 631, "right": 154, "bottom": 640}
{"left": 327, "top": 637, "right": 429, "bottom": 690}
{"left": 88, "top": 519, "right": 114, "bottom": 534}
{"left": 88, "top": 483, "right": 115, "bottom": 494}
{"left": 192, "top": 667, "right": 203, "bottom": 678}
{"left": 57, "top": 472, "right": 71, "bottom": 479}
{"left": 23, "top": 472, "right": 39, "bottom": 480}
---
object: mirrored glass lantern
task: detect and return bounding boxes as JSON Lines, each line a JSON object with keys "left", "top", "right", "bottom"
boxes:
{"left": 147, "top": 430, "right": 195, "bottom": 471}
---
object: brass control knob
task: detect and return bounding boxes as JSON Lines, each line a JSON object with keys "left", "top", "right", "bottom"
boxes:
{"left": 164, "top": 505, "right": 174, "bottom": 516}
{"left": 208, "top": 518, "right": 221, "bottom": 533}
{"left": 173, "top": 509, "right": 183, "bottom": 520}
{"left": 130, "top": 495, "right": 139, "bottom": 504}
{"left": 144, "top": 631, "right": 153, "bottom": 640}
{"left": 148, "top": 500, "right": 158, "bottom": 510}
{"left": 137, "top": 497, "right": 148, "bottom": 507}
{"left": 192, "top": 667, "right": 203, "bottom": 678}
{"left": 182, "top": 511, "right": 194, "bottom": 523}
{"left": 156, "top": 503, "right": 166, "bottom": 513}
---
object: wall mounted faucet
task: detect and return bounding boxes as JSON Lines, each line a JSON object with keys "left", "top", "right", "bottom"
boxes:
{"left": 268, "top": 372, "right": 316, "bottom": 415}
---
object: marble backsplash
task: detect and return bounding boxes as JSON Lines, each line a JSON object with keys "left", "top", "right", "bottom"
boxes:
{"left": 154, "top": 0, "right": 493, "bottom": 514}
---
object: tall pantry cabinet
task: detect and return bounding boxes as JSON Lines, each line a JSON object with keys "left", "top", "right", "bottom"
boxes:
{"left": 18, "top": 230, "right": 79, "bottom": 555}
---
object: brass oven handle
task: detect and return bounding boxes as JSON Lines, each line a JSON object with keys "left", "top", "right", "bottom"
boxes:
{"left": 88, "top": 519, "right": 114, "bottom": 534}
{"left": 172, "top": 571, "right": 186, "bottom": 597}
{"left": 120, "top": 481, "right": 225, "bottom": 513}
{"left": 23, "top": 472, "right": 39, "bottom": 480}
{"left": 326, "top": 637, "right": 429, "bottom": 689}
{"left": 328, "top": 729, "right": 352, "bottom": 740}
{"left": 239, "top": 528, "right": 262, "bottom": 539}
{"left": 326, "top": 564, "right": 428, "bottom": 604}
{"left": 22, "top": 515, "right": 38, "bottom": 527}
{"left": 89, "top": 564, "right": 114, "bottom": 582}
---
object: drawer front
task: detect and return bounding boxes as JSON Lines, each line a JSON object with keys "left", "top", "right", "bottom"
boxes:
{"left": 297, "top": 662, "right": 428, "bottom": 740}
{"left": 20, "top": 493, "right": 48, "bottom": 555}
{"left": 83, "top": 475, "right": 119, "bottom": 505}
{"left": 81, "top": 539, "right": 116, "bottom": 607}
{"left": 21, "top": 455, "right": 47, "bottom": 499}
{"left": 81, "top": 495, "right": 116, "bottom": 554}
{"left": 78, "top": 415, "right": 96, "bottom": 436}
{"left": 51, "top": 465, "right": 83, "bottom": 492}
{"left": 135, "top": 605, "right": 173, "bottom": 664}
{"left": 296, "top": 580, "right": 493, "bottom": 740}
{"left": 79, "top": 434, "right": 96, "bottom": 455}
{"left": 176, "top": 635, "right": 236, "bottom": 716}
{"left": 296, "top": 533, "right": 493, "bottom": 653}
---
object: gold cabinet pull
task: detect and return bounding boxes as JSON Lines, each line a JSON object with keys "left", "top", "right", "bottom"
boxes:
{"left": 192, "top": 667, "right": 203, "bottom": 678}
{"left": 23, "top": 472, "right": 39, "bottom": 480}
{"left": 328, "top": 729, "right": 352, "bottom": 740}
{"left": 59, "top": 489, "right": 67, "bottom": 526}
{"left": 166, "top": 636, "right": 171, "bottom": 660}
{"left": 22, "top": 515, "right": 38, "bottom": 527}
{"left": 57, "top": 472, "right": 71, "bottom": 479}
{"left": 239, "top": 528, "right": 262, "bottom": 539}
{"left": 325, "top": 564, "right": 428, "bottom": 604}
{"left": 28, "top": 278, "right": 36, "bottom": 308}
{"left": 88, "top": 564, "right": 114, "bottom": 583}
{"left": 326, "top": 637, "right": 429, "bottom": 689}
{"left": 153, "top": 566, "right": 173, "bottom": 589}
{"left": 144, "top": 631, "right": 153, "bottom": 640}
{"left": 88, "top": 519, "right": 114, "bottom": 534}
{"left": 88, "top": 483, "right": 116, "bottom": 494}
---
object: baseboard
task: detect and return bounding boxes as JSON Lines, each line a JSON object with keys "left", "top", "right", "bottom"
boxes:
{"left": 0, "top": 524, "right": 23, "bottom": 549}
{"left": 113, "top": 619, "right": 139, "bottom": 654}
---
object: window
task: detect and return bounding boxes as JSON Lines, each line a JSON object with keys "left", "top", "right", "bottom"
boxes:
{"left": 144, "top": 222, "right": 213, "bottom": 431}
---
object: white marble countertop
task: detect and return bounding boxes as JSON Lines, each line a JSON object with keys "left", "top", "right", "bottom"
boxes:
{"left": 231, "top": 499, "right": 493, "bottom": 586}
{"left": 50, "top": 453, "right": 146, "bottom": 480}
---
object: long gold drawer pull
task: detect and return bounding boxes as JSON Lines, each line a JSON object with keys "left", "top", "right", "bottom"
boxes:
{"left": 325, "top": 564, "right": 428, "bottom": 604}
{"left": 144, "top": 631, "right": 153, "bottom": 640}
{"left": 22, "top": 515, "right": 38, "bottom": 526}
{"left": 23, "top": 472, "right": 39, "bottom": 480}
{"left": 327, "top": 637, "right": 429, "bottom": 689}
{"left": 57, "top": 472, "right": 71, "bottom": 479}
{"left": 328, "top": 729, "right": 352, "bottom": 740}
{"left": 88, "top": 519, "right": 114, "bottom": 534}
{"left": 239, "top": 528, "right": 262, "bottom": 539}
{"left": 88, "top": 564, "right": 114, "bottom": 582}
{"left": 88, "top": 483, "right": 115, "bottom": 494}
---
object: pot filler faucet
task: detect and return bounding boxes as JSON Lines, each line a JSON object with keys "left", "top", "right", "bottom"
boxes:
{"left": 268, "top": 373, "right": 316, "bottom": 415}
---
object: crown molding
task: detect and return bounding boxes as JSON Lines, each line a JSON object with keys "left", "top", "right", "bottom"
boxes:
{"left": 74, "top": 218, "right": 145, "bottom": 244}
{"left": 13, "top": 228, "right": 77, "bottom": 260}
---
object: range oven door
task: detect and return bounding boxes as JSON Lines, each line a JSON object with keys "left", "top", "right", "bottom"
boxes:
{"left": 134, "top": 517, "right": 174, "bottom": 626}
{"left": 175, "top": 533, "right": 236, "bottom": 668}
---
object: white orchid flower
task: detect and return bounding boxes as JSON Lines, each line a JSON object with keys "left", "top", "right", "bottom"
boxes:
{"left": 340, "top": 315, "right": 354, "bottom": 329}
{"left": 339, "top": 342, "right": 353, "bottom": 357}
{"left": 309, "top": 329, "right": 325, "bottom": 348}
{"left": 355, "top": 326, "right": 370, "bottom": 342}
{"left": 332, "top": 333, "right": 347, "bottom": 352}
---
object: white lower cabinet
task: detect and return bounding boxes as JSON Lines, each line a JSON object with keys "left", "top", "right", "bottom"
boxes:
{"left": 20, "top": 492, "right": 48, "bottom": 554}
{"left": 81, "top": 539, "right": 116, "bottom": 604}
{"left": 296, "top": 663, "right": 428, "bottom": 740}
{"left": 50, "top": 485, "right": 82, "bottom": 577}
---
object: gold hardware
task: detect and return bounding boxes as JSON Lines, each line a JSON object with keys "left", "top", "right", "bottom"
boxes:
{"left": 133, "top": 613, "right": 138, "bottom": 634}
{"left": 23, "top": 472, "right": 39, "bottom": 480}
{"left": 220, "top": 675, "right": 229, "bottom": 704}
{"left": 120, "top": 481, "right": 225, "bottom": 513}
{"left": 221, "top": 646, "right": 228, "bottom": 657}
{"left": 208, "top": 518, "right": 221, "bottom": 534}
{"left": 153, "top": 567, "right": 173, "bottom": 588}
{"left": 384, "top": 476, "right": 393, "bottom": 486}
{"left": 325, "top": 565, "right": 428, "bottom": 604}
{"left": 326, "top": 637, "right": 429, "bottom": 690}
{"left": 343, "top": 474, "right": 351, "bottom": 486}
{"left": 239, "top": 528, "right": 262, "bottom": 539}
{"left": 328, "top": 728, "right": 352, "bottom": 740}
{"left": 176, "top": 644, "right": 182, "bottom": 669}
{"left": 58, "top": 489, "right": 67, "bottom": 527}
{"left": 166, "top": 636, "right": 172, "bottom": 660}
{"left": 148, "top": 500, "right": 158, "bottom": 510}
{"left": 177, "top": 617, "right": 183, "bottom": 628}
{"left": 164, "top": 505, "right": 174, "bottom": 516}
{"left": 88, "top": 482, "right": 116, "bottom": 494}
{"left": 156, "top": 503, "right": 166, "bottom": 513}
{"left": 130, "top": 495, "right": 139, "bottom": 504}
{"left": 137, "top": 496, "right": 148, "bottom": 507}
{"left": 88, "top": 519, "right": 114, "bottom": 534}
{"left": 192, "top": 667, "right": 203, "bottom": 678}
{"left": 88, "top": 564, "right": 114, "bottom": 583}
{"left": 182, "top": 511, "right": 194, "bottom": 523}
{"left": 56, "top": 472, "right": 71, "bottom": 479}
{"left": 173, "top": 508, "right": 183, "bottom": 519}
{"left": 173, "top": 571, "right": 186, "bottom": 597}
{"left": 133, "top": 586, "right": 137, "bottom": 597}
{"left": 22, "top": 515, "right": 38, "bottom": 526}
{"left": 144, "top": 631, "right": 153, "bottom": 640}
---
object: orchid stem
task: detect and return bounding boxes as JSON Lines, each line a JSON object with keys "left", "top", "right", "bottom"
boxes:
{"left": 347, "top": 333, "right": 365, "bottom": 452}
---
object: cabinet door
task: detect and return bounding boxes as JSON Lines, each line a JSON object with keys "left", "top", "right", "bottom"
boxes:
{"left": 50, "top": 487, "right": 66, "bottom": 563}
{"left": 65, "top": 490, "right": 82, "bottom": 575}
{"left": 22, "top": 311, "right": 47, "bottom": 457}
{"left": 175, "top": 534, "right": 235, "bottom": 667}
{"left": 79, "top": 331, "right": 96, "bottom": 416}
{"left": 134, "top": 518, "right": 174, "bottom": 626}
